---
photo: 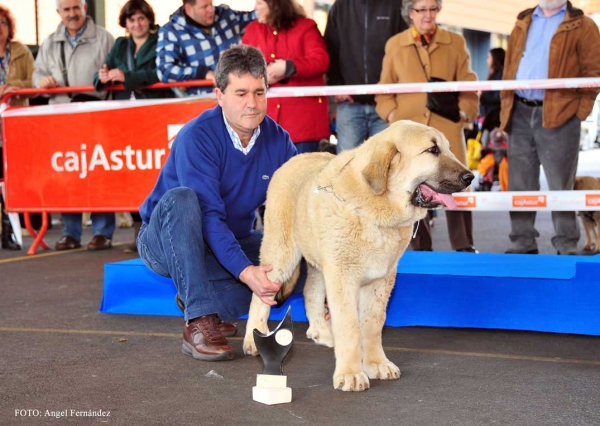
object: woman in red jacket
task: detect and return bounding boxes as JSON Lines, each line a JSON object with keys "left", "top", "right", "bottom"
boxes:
{"left": 242, "top": 0, "right": 330, "bottom": 153}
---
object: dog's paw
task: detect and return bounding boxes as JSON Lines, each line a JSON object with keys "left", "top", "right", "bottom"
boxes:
{"left": 363, "top": 360, "right": 401, "bottom": 380}
{"left": 242, "top": 335, "right": 259, "bottom": 356}
{"left": 306, "top": 323, "right": 334, "bottom": 348}
{"left": 332, "top": 370, "right": 370, "bottom": 392}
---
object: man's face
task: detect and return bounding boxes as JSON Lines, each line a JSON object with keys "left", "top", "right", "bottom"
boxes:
{"left": 216, "top": 73, "right": 267, "bottom": 141}
{"left": 57, "top": 0, "right": 87, "bottom": 33}
{"left": 539, "top": 0, "right": 567, "bottom": 10}
{"left": 185, "top": 0, "right": 215, "bottom": 27}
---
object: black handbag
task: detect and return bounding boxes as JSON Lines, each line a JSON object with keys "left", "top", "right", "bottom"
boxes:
{"left": 413, "top": 45, "right": 461, "bottom": 123}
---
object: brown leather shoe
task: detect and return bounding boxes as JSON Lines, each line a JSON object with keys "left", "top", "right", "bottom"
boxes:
{"left": 87, "top": 235, "right": 113, "bottom": 251}
{"left": 175, "top": 294, "right": 237, "bottom": 337}
{"left": 182, "top": 315, "right": 234, "bottom": 361}
{"left": 55, "top": 236, "right": 82, "bottom": 251}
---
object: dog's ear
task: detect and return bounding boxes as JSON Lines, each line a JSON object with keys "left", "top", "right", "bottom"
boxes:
{"left": 362, "top": 140, "right": 398, "bottom": 196}
{"left": 574, "top": 176, "right": 583, "bottom": 190}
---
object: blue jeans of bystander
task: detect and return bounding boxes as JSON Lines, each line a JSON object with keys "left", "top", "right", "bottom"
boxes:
{"left": 61, "top": 213, "right": 115, "bottom": 242}
{"left": 335, "top": 102, "right": 388, "bottom": 153}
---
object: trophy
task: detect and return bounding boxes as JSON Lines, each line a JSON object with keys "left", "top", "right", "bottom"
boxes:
{"left": 252, "top": 306, "right": 293, "bottom": 405}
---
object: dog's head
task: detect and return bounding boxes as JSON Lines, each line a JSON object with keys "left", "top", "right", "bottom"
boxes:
{"left": 574, "top": 176, "right": 600, "bottom": 190}
{"left": 360, "top": 120, "right": 473, "bottom": 216}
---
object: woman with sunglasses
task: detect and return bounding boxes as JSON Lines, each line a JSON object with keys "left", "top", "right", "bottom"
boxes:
{"left": 375, "top": 0, "right": 479, "bottom": 253}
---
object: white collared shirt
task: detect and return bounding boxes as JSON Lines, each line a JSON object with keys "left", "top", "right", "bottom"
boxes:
{"left": 222, "top": 112, "right": 261, "bottom": 155}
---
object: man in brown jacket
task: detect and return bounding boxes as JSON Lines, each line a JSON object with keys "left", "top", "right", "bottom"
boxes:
{"left": 500, "top": 0, "right": 600, "bottom": 255}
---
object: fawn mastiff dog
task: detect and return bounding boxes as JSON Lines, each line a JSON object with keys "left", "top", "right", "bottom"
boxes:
{"left": 243, "top": 120, "right": 474, "bottom": 391}
{"left": 574, "top": 176, "right": 600, "bottom": 253}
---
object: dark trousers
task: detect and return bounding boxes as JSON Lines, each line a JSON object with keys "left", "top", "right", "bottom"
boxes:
{"left": 507, "top": 102, "right": 580, "bottom": 251}
{"left": 411, "top": 210, "right": 474, "bottom": 251}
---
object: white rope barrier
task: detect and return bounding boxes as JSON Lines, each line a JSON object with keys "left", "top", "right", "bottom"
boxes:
{"left": 268, "top": 77, "right": 600, "bottom": 97}
{"left": 452, "top": 191, "right": 600, "bottom": 211}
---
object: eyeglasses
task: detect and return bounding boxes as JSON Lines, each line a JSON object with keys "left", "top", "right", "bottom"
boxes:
{"left": 0, "top": 21, "right": 8, "bottom": 27}
{"left": 412, "top": 7, "right": 439, "bottom": 14}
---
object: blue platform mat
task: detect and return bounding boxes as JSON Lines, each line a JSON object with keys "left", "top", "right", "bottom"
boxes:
{"left": 100, "top": 252, "right": 600, "bottom": 336}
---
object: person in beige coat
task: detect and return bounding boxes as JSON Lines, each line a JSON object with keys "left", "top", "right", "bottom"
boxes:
{"left": 0, "top": 4, "right": 34, "bottom": 251}
{"left": 375, "top": 0, "right": 479, "bottom": 252}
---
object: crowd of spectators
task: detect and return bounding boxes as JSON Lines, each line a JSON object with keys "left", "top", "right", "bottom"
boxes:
{"left": 0, "top": 0, "right": 599, "bottom": 258}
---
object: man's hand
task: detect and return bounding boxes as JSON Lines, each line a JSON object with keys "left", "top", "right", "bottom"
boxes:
{"left": 239, "top": 264, "right": 282, "bottom": 306}
{"left": 39, "top": 76, "right": 58, "bottom": 89}
{"left": 98, "top": 64, "right": 110, "bottom": 83}
{"left": 205, "top": 70, "right": 216, "bottom": 84}
{"left": 335, "top": 94, "right": 353, "bottom": 103}
{"left": 387, "top": 108, "right": 396, "bottom": 123}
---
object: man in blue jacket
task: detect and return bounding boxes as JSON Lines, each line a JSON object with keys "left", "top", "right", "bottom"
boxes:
{"left": 157, "top": 0, "right": 256, "bottom": 96}
{"left": 139, "top": 45, "right": 297, "bottom": 361}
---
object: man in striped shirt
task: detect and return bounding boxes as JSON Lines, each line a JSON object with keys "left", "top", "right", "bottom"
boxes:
{"left": 156, "top": 0, "right": 256, "bottom": 96}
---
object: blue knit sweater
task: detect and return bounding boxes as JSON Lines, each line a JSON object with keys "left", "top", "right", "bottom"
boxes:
{"left": 140, "top": 106, "right": 296, "bottom": 278}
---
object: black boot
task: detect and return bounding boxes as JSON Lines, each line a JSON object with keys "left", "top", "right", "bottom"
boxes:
{"left": 1, "top": 199, "right": 21, "bottom": 251}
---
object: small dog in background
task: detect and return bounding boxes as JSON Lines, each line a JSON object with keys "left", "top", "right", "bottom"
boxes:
{"left": 319, "top": 138, "right": 337, "bottom": 155}
{"left": 574, "top": 176, "right": 600, "bottom": 253}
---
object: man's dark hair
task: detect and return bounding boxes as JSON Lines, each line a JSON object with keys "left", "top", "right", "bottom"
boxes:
{"left": 215, "top": 45, "right": 268, "bottom": 92}
{"left": 119, "top": 0, "right": 156, "bottom": 29}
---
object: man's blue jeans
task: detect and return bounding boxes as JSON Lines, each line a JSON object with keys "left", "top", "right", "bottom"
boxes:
{"left": 137, "top": 187, "right": 258, "bottom": 322}
{"left": 335, "top": 102, "right": 388, "bottom": 153}
{"left": 61, "top": 213, "right": 115, "bottom": 242}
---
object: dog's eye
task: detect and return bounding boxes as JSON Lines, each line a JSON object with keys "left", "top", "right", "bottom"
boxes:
{"left": 426, "top": 145, "right": 440, "bottom": 155}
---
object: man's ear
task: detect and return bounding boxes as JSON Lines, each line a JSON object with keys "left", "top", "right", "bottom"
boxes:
{"left": 362, "top": 140, "right": 398, "bottom": 196}
{"left": 215, "top": 87, "right": 224, "bottom": 107}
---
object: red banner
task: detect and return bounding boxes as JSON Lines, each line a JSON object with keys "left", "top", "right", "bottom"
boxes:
{"left": 2, "top": 98, "right": 216, "bottom": 212}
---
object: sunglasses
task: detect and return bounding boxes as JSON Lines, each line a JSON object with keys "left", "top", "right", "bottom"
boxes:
{"left": 412, "top": 7, "right": 439, "bottom": 14}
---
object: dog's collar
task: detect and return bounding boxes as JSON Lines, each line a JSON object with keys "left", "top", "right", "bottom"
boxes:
{"left": 313, "top": 158, "right": 360, "bottom": 212}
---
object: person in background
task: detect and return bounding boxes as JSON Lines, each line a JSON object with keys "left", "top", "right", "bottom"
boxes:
{"left": 242, "top": 0, "right": 329, "bottom": 153}
{"left": 156, "top": 0, "right": 256, "bottom": 96}
{"left": 479, "top": 47, "right": 505, "bottom": 141}
{"left": 480, "top": 48, "right": 505, "bottom": 117}
{"left": 94, "top": 0, "right": 171, "bottom": 100}
{"left": 375, "top": 0, "right": 479, "bottom": 253}
{"left": 138, "top": 45, "right": 296, "bottom": 361}
{"left": 33, "top": 0, "right": 115, "bottom": 251}
{"left": 0, "top": 5, "right": 34, "bottom": 251}
{"left": 501, "top": 0, "right": 600, "bottom": 255}
{"left": 93, "top": 0, "right": 173, "bottom": 253}
{"left": 324, "top": 0, "right": 407, "bottom": 153}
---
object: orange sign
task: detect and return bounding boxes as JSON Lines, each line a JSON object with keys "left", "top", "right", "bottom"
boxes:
{"left": 453, "top": 195, "right": 476, "bottom": 208}
{"left": 512, "top": 195, "right": 547, "bottom": 208}
{"left": 2, "top": 99, "right": 216, "bottom": 212}
{"left": 586, "top": 194, "right": 600, "bottom": 207}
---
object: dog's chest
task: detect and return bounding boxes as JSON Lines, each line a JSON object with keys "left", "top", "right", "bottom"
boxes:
{"left": 360, "top": 226, "right": 408, "bottom": 282}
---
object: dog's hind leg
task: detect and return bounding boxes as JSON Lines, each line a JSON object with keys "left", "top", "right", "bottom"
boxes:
{"left": 305, "top": 264, "right": 333, "bottom": 348}
{"left": 359, "top": 271, "right": 401, "bottom": 381}
{"left": 581, "top": 215, "right": 595, "bottom": 251}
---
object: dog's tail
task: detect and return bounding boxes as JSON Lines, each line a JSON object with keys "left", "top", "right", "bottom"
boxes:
{"left": 274, "top": 262, "right": 301, "bottom": 307}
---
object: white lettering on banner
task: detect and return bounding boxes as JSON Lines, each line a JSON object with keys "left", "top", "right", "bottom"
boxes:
{"left": 50, "top": 144, "right": 167, "bottom": 179}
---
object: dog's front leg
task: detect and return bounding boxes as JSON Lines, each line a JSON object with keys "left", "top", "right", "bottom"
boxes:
{"left": 359, "top": 272, "right": 400, "bottom": 381}
{"left": 242, "top": 294, "right": 272, "bottom": 356}
{"left": 325, "top": 273, "right": 369, "bottom": 391}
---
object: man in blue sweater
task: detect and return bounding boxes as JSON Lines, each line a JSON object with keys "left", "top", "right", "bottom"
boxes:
{"left": 138, "top": 45, "right": 297, "bottom": 361}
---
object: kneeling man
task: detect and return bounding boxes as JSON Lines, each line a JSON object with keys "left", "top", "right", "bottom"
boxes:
{"left": 138, "top": 45, "right": 297, "bottom": 361}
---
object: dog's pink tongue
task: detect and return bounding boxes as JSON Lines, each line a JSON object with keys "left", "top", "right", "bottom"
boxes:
{"left": 419, "top": 184, "right": 457, "bottom": 209}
